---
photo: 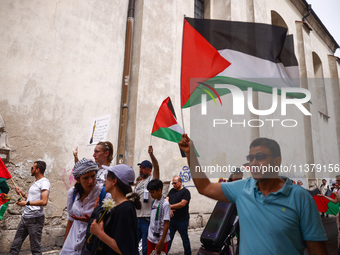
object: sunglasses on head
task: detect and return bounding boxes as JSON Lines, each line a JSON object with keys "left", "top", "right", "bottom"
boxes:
{"left": 246, "top": 153, "right": 271, "bottom": 162}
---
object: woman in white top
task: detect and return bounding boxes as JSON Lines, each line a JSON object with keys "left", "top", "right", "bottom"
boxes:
{"left": 73, "top": 141, "right": 114, "bottom": 184}
{"left": 60, "top": 158, "right": 109, "bottom": 255}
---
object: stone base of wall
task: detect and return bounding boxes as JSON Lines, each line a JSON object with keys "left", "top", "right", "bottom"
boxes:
{"left": 189, "top": 213, "right": 212, "bottom": 229}
{"left": 0, "top": 207, "right": 68, "bottom": 254}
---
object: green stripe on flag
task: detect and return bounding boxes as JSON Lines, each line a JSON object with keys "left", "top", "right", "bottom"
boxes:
{"left": 0, "top": 178, "right": 9, "bottom": 194}
{"left": 0, "top": 201, "right": 9, "bottom": 220}
{"left": 152, "top": 128, "right": 183, "bottom": 143}
{"left": 184, "top": 76, "right": 308, "bottom": 108}
{"left": 326, "top": 201, "right": 339, "bottom": 215}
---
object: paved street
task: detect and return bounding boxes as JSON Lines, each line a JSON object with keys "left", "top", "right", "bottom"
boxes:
{"left": 17, "top": 215, "right": 338, "bottom": 254}
{"left": 323, "top": 215, "right": 338, "bottom": 254}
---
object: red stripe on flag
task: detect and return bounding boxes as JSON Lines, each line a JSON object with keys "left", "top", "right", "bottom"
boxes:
{"left": 152, "top": 97, "right": 178, "bottom": 133}
{"left": 0, "top": 158, "right": 11, "bottom": 179}
{"left": 0, "top": 193, "right": 10, "bottom": 206}
{"left": 181, "top": 19, "right": 231, "bottom": 108}
{"left": 313, "top": 195, "right": 329, "bottom": 213}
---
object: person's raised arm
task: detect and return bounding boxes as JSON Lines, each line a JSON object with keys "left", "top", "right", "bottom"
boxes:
{"left": 73, "top": 146, "right": 79, "bottom": 164}
{"left": 179, "top": 134, "right": 229, "bottom": 202}
{"left": 149, "top": 145, "right": 159, "bottom": 179}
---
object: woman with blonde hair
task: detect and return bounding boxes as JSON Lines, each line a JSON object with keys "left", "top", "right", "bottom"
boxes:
{"left": 73, "top": 141, "right": 114, "bottom": 184}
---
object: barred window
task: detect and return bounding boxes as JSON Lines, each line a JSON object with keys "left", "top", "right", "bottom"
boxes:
{"left": 195, "top": 0, "right": 204, "bottom": 18}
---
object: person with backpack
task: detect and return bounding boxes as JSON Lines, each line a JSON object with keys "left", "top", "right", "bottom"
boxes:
{"left": 60, "top": 158, "right": 111, "bottom": 255}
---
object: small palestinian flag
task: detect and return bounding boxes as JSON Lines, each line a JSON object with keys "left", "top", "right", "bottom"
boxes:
{"left": 309, "top": 188, "right": 339, "bottom": 216}
{"left": 152, "top": 97, "right": 183, "bottom": 143}
{"left": 0, "top": 158, "right": 12, "bottom": 220}
{"left": 181, "top": 17, "right": 300, "bottom": 108}
{"left": 0, "top": 193, "right": 10, "bottom": 220}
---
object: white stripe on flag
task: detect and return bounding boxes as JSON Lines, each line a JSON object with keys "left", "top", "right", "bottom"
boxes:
{"left": 217, "top": 49, "right": 299, "bottom": 87}
{"left": 168, "top": 124, "right": 184, "bottom": 134}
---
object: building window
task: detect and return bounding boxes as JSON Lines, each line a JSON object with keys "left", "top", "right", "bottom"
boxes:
{"left": 195, "top": 0, "right": 204, "bottom": 18}
{"left": 271, "top": 11, "right": 288, "bottom": 32}
{"left": 312, "top": 52, "right": 328, "bottom": 117}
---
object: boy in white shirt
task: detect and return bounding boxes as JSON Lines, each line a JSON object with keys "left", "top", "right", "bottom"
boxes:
{"left": 146, "top": 179, "right": 170, "bottom": 255}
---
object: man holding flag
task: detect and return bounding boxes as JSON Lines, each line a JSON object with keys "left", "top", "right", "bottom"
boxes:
{"left": 9, "top": 161, "right": 50, "bottom": 255}
{"left": 179, "top": 134, "right": 327, "bottom": 255}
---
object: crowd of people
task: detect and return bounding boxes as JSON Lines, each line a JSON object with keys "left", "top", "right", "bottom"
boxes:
{"left": 7, "top": 135, "right": 338, "bottom": 254}
{"left": 8, "top": 142, "right": 192, "bottom": 255}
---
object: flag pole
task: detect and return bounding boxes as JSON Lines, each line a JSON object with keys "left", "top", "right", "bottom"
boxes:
{"left": 180, "top": 108, "right": 186, "bottom": 134}
{"left": 10, "top": 178, "right": 24, "bottom": 200}
{"left": 149, "top": 134, "right": 152, "bottom": 146}
{"left": 180, "top": 15, "right": 186, "bottom": 134}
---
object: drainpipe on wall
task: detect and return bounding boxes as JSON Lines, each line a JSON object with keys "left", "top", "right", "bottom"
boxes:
{"left": 117, "top": 0, "right": 135, "bottom": 164}
{"left": 302, "top": 4, "right": 311, "bottom": 21}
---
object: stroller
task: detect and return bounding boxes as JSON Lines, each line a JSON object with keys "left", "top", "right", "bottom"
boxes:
{"left": 197, "top": 201, "right": 239, "bottom": 255}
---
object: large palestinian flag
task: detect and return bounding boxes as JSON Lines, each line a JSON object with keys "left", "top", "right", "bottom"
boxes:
{"left": 309, "top": 188, "right": 339, "bottom": 216}
{"left": 0, "top": 158, "right": 11, "bottom": 220}
{"left": 181, "top": 18, "right": 300, "bottom": 108}
{"left": 151, "top": 97, "right": 184, "bottom": 143}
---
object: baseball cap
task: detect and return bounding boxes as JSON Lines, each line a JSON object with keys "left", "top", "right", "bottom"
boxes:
{"left": 137, "top": 160, "right": 153, "bottom": 169}
{"left": 102, "top": 164, "right": 135, "bottom": 186}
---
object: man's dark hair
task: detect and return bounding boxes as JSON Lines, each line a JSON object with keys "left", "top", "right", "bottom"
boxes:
{"left": 35, "top": 161, "right": 46, "bottom": 174}
{"left": 147, "top": 179, "right": 163, "bottom": 191}
{"left": 250, "top": 138, "right": 281, "bottom": 158}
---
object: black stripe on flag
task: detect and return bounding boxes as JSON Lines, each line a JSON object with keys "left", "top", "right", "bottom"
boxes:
{"left": 167, "top": 97, "right": 177, "bottom": 119}
{"left": 186, "top": 18, "right": 298, "bottom": 67}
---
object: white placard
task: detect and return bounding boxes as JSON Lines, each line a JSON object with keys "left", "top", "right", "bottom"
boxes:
{"left": 88, "top": 114, "right": 111, "bottom": 145}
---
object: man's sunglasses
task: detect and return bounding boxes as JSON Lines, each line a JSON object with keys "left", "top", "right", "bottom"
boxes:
{"left": 246, "top": 153, "right": 271, "bottom": 162}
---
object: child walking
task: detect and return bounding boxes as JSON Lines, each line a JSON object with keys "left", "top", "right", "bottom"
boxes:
{"left": 146, "top": 179, "right": 171, "bottom": 255}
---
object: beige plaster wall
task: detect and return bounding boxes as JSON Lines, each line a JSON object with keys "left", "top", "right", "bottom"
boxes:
{"left": 0, "top": 0, "right": 339, "bottom": 253}
{"left": 0, "top": 0, "right": 128, "bottom": 252}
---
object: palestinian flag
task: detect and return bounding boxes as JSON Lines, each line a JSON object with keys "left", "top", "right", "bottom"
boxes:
{"left": 309, "top": 188, "right": 339, "bottom": 216}
{"left": 0, "top": 158, "right": 12, "bottom": 220}
{"left": 181, "top": 18, "right": 300, "bottom": 108}
{"left": 152, "top": 97, "right": 183, "bottom": 143}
